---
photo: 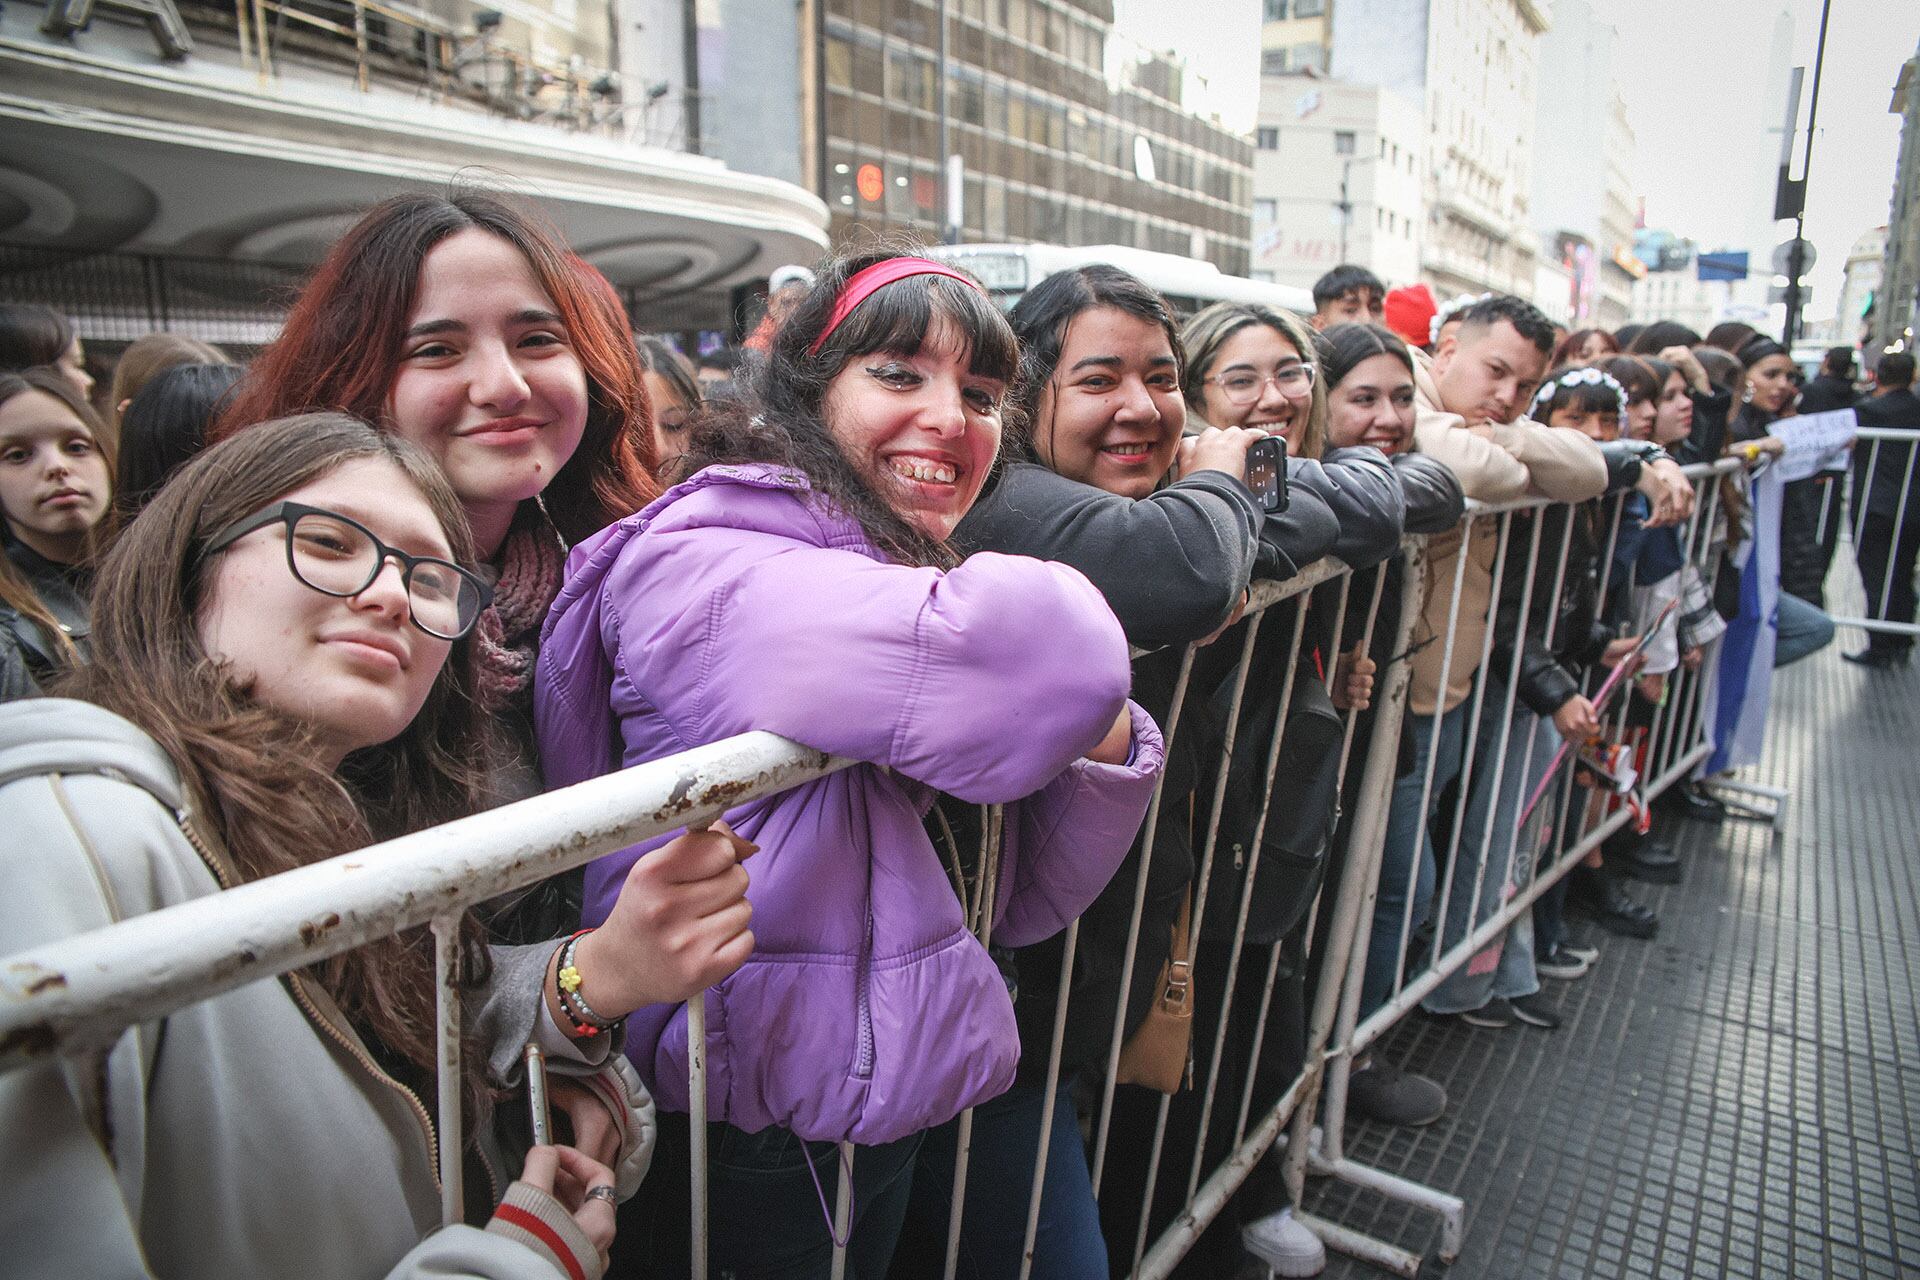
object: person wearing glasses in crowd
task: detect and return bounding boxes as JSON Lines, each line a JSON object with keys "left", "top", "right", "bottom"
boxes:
{"left": 535, "top": 251, "right": 1162, "bottom": 1279}
{"left": 0, "top": 414, "right": 757, "bottom": 1280}
{"left": 216, "top": 190, "right": 659, "bottom": 940}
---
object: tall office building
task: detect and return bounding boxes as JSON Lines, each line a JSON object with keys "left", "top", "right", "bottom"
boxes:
{"left": 1330, "top": 0, "right": 1550, "bottom": 298}
{"left": 1877, "top": 42, "right": 1920, "bottom": 353}
{"left": 1530, "top": 0, "right": 1638, "bottom": 328}
{"left": 687, "top": 0, "right": 1254, "bottom": 275}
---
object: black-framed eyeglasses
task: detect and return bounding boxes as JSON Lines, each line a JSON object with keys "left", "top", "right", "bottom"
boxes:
{"left": 200, "top": 501, "right": 493, "bottom": 640}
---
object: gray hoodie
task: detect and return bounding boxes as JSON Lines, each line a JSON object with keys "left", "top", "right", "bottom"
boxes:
{"left": 0, "top": 698, "right": 647, "bottom": 1280}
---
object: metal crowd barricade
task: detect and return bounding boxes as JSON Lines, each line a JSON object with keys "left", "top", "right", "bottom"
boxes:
{"left": 1279, "top": 459, "right": 1745, "bottom": 1276}
{"left": 1832, "top": 426, "right": 1920, "bottom": 645}
{"left": 0, "top": 459, "right": 1763, "bottom": 1280}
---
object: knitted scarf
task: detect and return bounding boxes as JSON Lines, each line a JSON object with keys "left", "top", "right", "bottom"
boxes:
{"left": 472, "top": 504, "right": 565, "bottom": 715}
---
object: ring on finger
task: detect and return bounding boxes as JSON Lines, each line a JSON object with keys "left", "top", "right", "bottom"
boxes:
{"left": 584, "top": 1184, "right": 619, "bottom": 1206}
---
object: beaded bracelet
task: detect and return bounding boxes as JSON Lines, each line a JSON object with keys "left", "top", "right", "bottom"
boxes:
{"left": 555, "top": 929, "right": 620, "bottom": 1037}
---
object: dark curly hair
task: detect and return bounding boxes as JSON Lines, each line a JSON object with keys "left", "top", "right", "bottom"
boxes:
{"left": 672, "top": 247, "right": 1022, "bottom": 568}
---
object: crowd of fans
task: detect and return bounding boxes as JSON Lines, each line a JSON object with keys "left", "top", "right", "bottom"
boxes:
{"left": 0, "top": 201, "right": 1912, "bottom": 1280}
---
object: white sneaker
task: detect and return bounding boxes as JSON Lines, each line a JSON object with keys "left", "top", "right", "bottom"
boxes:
{"left": 1242, "top": 1208, "right": 1326, "bottom": 1277}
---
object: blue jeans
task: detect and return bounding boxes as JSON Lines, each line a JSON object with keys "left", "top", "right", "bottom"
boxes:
{"left": 1363, "top": 692, "right": 1548, "bottom": 1018}
{"left": 1773, "top": 590, "right": 1835, "bottom": 667}
{"left": 899, "top": 1077, "right": 1108, "bottom": 1280}
{"left": 1422, "top": 703, "right": 1554, "bottom": 1014}
{"left": 705, "top": 1122, "right": 921, "bottom": 1280}
{"left": 1362, "top": 701, "right": 1460, "bottom": 1018}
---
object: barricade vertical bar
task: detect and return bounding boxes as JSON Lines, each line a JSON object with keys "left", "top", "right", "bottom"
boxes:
{"left": 1386, "top": 517, "right": 1482, "bottom": 1023}
{"left": 433, "top": 912, "right": 464, "bottom": 1227}
{"left": 1017, "top": 917, "right": 1080, "bottom": 1280}
{"left": 1091, "top": 647, "right": 1197, "bottom": 1193}
{"left": 1281, "top": 541, "right": 1435, "bottom": 1262}
{"left": 1423, "top": 510, "right": 1523, "bottom": 983}
{"left": 1183, "top": 602, "right": 1310, "bottom": 1207}
{"left": 689, "top": 991, "right": 709, "bottom": 1280}
{"left": 830, "top": 1144, "right": 853, "bottom": 1280}
{"left": 942, "top": 804, "right": 1005, "bottom": 1280}
{"left": 1131, "top": 614, "right": 1268, "bottom": 1272}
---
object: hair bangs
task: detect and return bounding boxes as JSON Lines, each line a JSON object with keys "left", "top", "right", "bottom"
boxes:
{"left": 823, "top": 273, "right": 1018, "bottom": 385}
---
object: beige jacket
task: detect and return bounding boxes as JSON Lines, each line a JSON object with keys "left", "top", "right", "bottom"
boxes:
{"left": 1405, "top": 355, "right": 1607, "bottom": 715}
{"left": 0, "top": 699, "right": 652, "bottom": 1280}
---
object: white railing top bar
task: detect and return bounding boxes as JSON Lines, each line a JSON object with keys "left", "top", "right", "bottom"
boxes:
{"left": 0, "top": 730, "right": 847, "bottom": 1071}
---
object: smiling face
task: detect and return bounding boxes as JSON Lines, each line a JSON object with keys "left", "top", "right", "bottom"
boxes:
{"left": 1198, "top": 322, "right": 1314, "bottom": 443}
{"left": 1653, "top": 371, "right": 1694, "bottom": 446}
{"left": 196, "top": 456, "right": 456, "bottom": 768}
{"left": 385, "top": 228, "right": 589, "bottom": 557}
{"left": 1326, "top": 352, "right": 1416, "bottom": 454}
{"left": 1433, "top": 319, "right": 1549, "bottom": 427}
{"left": 820, "top": 317, "right": 1004, "bottom": 540}
{"left": 1032, "top": 305, "right": 1184, "bottom": 499}
{"left": 1744, "top": 353, "right": 1798, "bottom": 416}
{"left": 0, "top": 388, "right": 111, "bottom": 564}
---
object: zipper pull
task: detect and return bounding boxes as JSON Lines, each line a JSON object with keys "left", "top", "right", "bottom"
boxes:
{"left": 1233, "top": 841, "right": 1245, "bottom": 871}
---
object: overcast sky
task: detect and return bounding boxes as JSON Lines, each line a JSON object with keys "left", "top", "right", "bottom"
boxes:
{"left": 1113, "top": 0, "right": 1919, "bottom": 322}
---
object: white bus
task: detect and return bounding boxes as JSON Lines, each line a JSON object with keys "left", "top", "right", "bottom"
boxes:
{"left": 920, "top": 242, "right": 1315, "bottom": 319}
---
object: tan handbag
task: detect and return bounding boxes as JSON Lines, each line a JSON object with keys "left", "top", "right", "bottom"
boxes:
{"left": 1114, "top": 891, "right": 1194, "bottom": 1094}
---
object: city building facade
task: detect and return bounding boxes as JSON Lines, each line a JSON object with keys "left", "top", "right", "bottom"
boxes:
{"left": 1330, "top": 0, "right": 1550, "bottom": 299}
{"left": 1837, "top": 226, "right": 1887, "bottom": 350}
{"left": 1249, "top": 75, "right": 1423, "bottom": 291}
{"left": 1261, "top": 0, "right": 1332, "bottom": 76}
{"left": 818, "top": 2, "right": 1252, "bottom": 272}
{"left": 1875, "top": 42, "right": 1919, "bottom": 353}
{"left": 0, "top": 0, "right": 827, "bottom": 349}
{"left": 1529, "top": 0, "right": 1637, "bottom": 329}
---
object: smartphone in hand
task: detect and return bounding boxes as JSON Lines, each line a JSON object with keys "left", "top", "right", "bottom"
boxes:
{"left": 1245, "top": 434, "right": 1289, "bottom": 513}
{"left": 526, "top": 1042, "right": 552, "bottom": 1147}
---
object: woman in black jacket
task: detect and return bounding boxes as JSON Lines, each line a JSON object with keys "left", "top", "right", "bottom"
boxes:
{"left": 0, "top": 370, "right": 115, "bottom": 700}
{"left": 893, "top": 265, "right": 1336, "bottom": 1280}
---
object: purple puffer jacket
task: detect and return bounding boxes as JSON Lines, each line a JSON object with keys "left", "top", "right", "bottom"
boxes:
{"left": 535, "top": 463, "right": 1164, "bottom": 1145}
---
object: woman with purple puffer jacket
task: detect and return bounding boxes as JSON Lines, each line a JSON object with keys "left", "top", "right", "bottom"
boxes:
{"left": 534, "top": 251, "right": 1164, "bottom": 1279}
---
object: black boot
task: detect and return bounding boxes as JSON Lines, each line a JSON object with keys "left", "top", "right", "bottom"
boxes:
{"left": 1569, "top": 865, "right": 1658, "bottom": 939}
{"left": 1654, "top": 783, "right": 1725, "bottom": 824}
{"left": 1604, "top": 829, "right": 1681, "bottom": 885}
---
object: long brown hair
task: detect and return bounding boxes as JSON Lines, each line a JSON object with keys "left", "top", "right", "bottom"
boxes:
{"left": 215, "top": 190, "right": 658, "bottom": 546}
{"left": 0, "top": 369, "right": 118, "bottom": 673}
{"left": 64, "top": 412, "right": 497, "bottom": 1122}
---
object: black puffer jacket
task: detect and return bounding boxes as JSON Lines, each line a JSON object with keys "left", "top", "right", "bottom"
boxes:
{"left": 953, "top": 460, "right": 1271, "bottom": 1082}
{"left": 1485, "top": 441, "right": 1655, "bottom": 718}
{"left": 1, "top": 531, "right": 91, "bottom": 702}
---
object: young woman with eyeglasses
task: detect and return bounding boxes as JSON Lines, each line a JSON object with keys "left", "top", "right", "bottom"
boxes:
{"left": 535, "top": 251, "right": 1163, "bottom": 1278}
{"left": 0, "top": 413, "right": 757, "bottom": 1280}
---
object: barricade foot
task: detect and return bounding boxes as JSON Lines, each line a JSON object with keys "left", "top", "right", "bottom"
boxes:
{"left": 1288, "top": 1211, "right": 1426, "bottom": 1278}
{"left": 1302, "top": 1146, "right": 1466, "bottom": 1267}
{"left": 1699, "top": 778, "right": 1789, "bottom": 832}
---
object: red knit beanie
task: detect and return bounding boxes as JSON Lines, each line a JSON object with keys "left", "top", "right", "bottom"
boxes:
{"left": 1383, "top": 284, "right": 1437, "bottom": 348}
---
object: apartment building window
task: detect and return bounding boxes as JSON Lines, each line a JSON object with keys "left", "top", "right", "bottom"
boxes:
{"left": 1334, "top": 130, "right": 1355, "bottom": 156}
{"left": 1290, "top": 43, "right": 1325, "bottom": 72}
{"left": 1253, "top": 198, "right": 1277, "bottom": 226}
{"left": 1264, "top": 0, "right": 1288, "bottom": 18}
{"left": 1293, "top": 0, "right": 1324, "bottom": 14}
{"left": 1257, "top": 126, "right": 1280, "bottom": 150}
{"left": 1261, "top": 49, "right": 1287, "bottom": 75}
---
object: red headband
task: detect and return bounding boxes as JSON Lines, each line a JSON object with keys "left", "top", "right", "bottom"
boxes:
{"left": 807, "top": 257, "right": 985, "bottom": 355}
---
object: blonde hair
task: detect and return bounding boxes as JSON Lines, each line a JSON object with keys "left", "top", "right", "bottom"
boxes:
{"left": 1180, "top": 301, "right": 1328, "bottom": 460}
{"left": 107, "top": 333, "right": 231, "bottom": 436}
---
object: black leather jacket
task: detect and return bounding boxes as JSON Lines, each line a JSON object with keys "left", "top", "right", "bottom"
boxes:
{"left": 1, "top": 533, "right": 91, "bottom": 702}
